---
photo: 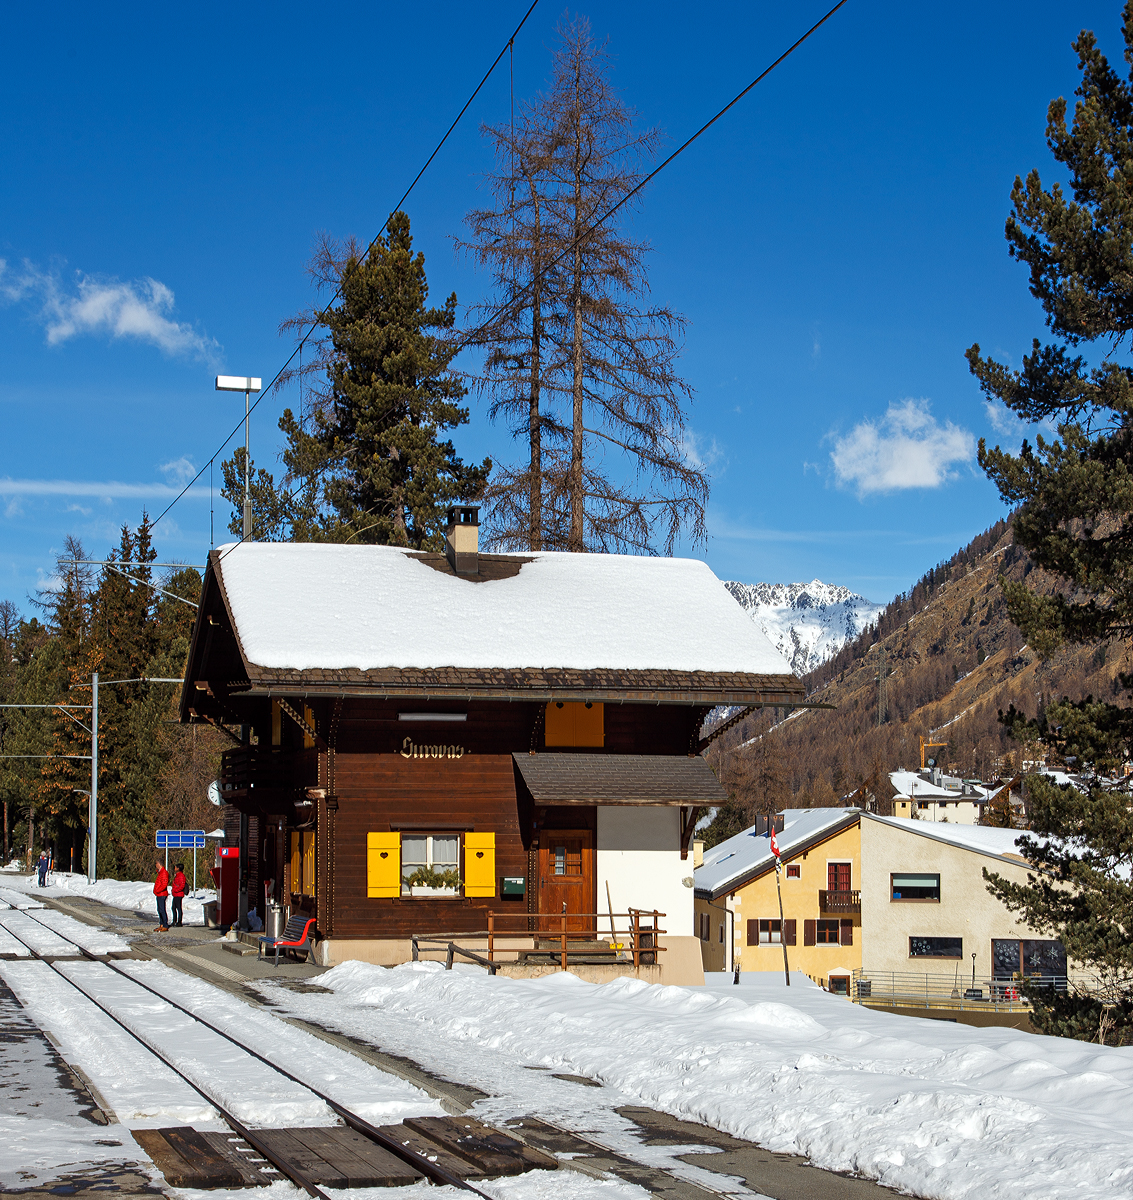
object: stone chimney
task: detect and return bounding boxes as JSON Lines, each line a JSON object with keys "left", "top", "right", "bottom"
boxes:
{"left": 445, "top": 504, "right": 480, "bottom": 575}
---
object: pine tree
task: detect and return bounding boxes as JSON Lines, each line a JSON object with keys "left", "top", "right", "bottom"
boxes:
{"left": 968, "top": 2, "right": 1133, "bottom": 1041}
{"left": 240, "top": 213, "right": 490, "bottom": 547}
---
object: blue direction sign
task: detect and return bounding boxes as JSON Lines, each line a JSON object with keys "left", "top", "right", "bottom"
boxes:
{"left": 156, "top": 829, "right": 207, "bottom": 849}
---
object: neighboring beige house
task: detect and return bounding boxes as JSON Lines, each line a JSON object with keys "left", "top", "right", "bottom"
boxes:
{"left": 859, "top": 814, "right": 1068, "bottom": 985}
{"left": 889, "top": 769, "right": 987, "bottom": 825}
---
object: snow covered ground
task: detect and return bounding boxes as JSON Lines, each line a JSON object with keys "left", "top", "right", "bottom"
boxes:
{"left": 0, "top": 869, "right": 216, "bottom": 923}
{"left": 0, "top": 911, "right": 83, "bottom": 956}
{"left": 253, "top": 962, "right": 1133, "bottom": 1200}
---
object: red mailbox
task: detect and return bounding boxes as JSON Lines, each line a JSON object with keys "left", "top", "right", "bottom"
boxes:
{"left": 209, "top": 846, "right": 240, "bottom": 928}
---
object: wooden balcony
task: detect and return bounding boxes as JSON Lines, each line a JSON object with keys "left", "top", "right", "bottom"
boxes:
{"left": 819, "top": 889, "right": 861, "bottom": 913}
{"left": 219, "top": 746, "right": 317, "bottom": 812}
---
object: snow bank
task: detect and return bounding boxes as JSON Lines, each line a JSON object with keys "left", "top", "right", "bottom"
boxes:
{"left": 1, "top": 871, "right": 215, "bottom": 924}
{"left": 277, "top": 961, "right": 1133, "bottom": 1200}
{"left": 215, "top": 541, "right": 793, "bottom": 675}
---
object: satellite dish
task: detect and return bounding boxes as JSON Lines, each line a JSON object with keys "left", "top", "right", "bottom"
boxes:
{"left": 207, "top": 780, "right": 221, "bottom": 806}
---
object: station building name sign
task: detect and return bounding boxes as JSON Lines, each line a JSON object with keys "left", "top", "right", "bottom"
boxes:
{"left": 400, "top": 737, "right": 465, "bottom": 759}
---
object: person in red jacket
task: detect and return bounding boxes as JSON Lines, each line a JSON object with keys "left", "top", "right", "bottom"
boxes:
{"left": 170, "top": 863, "right": 187, "bottom": 928}
{"left": 153, "top": 859, "right": 170, "bottom": 931}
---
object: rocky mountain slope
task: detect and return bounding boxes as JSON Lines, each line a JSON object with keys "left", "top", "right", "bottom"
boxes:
{"left": 706, "top": 518, "right": 1131, "bottom": 812}
{"left": 725, "top": 579, "right": 884, "bottom": 674}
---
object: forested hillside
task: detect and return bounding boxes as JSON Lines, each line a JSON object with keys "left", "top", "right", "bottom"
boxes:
{"left": 0, "top": 520, "right": 222, "bottom": 878}
{"left": 703, "top": 517, "right": 1133, "bottom": 829}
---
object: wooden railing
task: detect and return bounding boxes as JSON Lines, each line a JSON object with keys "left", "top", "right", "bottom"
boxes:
{"left": 819, "top": 889, "right": 861, "bottom": 913}
{"left": 412, "top": 909, "right": 666, "bottom": 973}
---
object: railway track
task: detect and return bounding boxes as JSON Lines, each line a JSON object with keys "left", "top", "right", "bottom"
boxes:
{"left": 1, "top": 901, "right": 898, "bottom": 1200}
{"left": 0, "top": 911, "right": 516, "bottom": 1198}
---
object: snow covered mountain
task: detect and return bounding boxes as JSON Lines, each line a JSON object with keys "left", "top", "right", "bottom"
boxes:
{"left": 725, "top": 579, "right": 884, "bottom": 676}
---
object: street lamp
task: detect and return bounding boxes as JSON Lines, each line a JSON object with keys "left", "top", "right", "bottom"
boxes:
{"left": 215, "top": 376, "right": 262, "bottom": 540}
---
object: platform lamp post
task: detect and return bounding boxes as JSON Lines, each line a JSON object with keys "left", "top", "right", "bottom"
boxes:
{"left": 215, "top": 376, "right": 262, "bottom": 540}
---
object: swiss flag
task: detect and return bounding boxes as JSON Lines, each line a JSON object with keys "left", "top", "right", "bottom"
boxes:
{"left": 769, "top": 825, "right": 781, "bottom": 861}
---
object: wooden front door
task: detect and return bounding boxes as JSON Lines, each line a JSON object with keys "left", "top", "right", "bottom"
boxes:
{"left": 537, "top": 831, "right": 595, "bottom": 933}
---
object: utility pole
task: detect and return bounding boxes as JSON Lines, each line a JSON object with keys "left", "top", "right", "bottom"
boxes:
{"left": 89, "top": 672, "right": 98, "bottom": 883}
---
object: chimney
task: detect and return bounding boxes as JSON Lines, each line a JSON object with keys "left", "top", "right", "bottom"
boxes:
{"left": 445, "top": 504, "right": 480, "bottom": 575}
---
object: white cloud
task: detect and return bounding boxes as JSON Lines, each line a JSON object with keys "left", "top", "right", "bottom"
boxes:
{"left": 829, "top": 399, "right": 975, "bottom": 496}
{"left": 0, "top": 477, "right": 204, "bottom": 499}
{"left": 680, "top": 429, "right": 724, "bottom": 473}
{"left": 0, "top": 258, "right": 220, "bottom": 361}
{"left": 160, "top": 456, "right": 197, "bottom": 484}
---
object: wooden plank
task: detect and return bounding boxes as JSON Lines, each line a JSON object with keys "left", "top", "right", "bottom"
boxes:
{"left": 403, "top": 1116, "right": 556, "bottom": 1176}
{"left": 251, "top": 1128, "right": 349, "bottom": 1188}
{"left": 197, "top": 1132, "right": 277, "bottom": 1187}
{"left": 133, "top": 1128, "right": 243, "bottom": 1189}
{"left": 287, "top": 1126, "right": 423, "bottom": 1188}
{"left": 374, "top": 1124, "right": 485, "bottom": 1179}
{"left": 446, "top": 1116, "right": 558, "bottom": 1173}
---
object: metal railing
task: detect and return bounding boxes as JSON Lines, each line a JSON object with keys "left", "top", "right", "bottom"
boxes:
{"left": 819, "top": 889, "right": 861, "bottom": 913}
{"left": 412, "top": 909, "right": 666, "bottom": 973}
{"left": 852, "top": 968, "right": 1068, "bottom": 1011}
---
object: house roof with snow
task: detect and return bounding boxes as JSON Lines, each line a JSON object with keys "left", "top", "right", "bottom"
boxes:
{"left": 889, "top": 769, "right": 990, "bottom": 801}
{"left": 862, "top": 813, "right": 1032, "bottom": 865}
{"left": 181, "top": 542, "right": 804, "bottom": 713}
{"left": 694, "top": 807, "right": 860, "bottom": 899}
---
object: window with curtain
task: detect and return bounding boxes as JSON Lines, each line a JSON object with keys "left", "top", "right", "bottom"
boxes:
{"left": 401, "top": 834, "right": 461, "bottom": 894}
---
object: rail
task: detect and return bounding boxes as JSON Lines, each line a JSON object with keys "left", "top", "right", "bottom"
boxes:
{"left": 5, "top": 908, "right": 492, "bottom": 1198}
{"left": 852, "top": 968, "right": 1069, "bottom": 1011}
{"left": 413, "top": 909, "right": 666, "bottom": 972}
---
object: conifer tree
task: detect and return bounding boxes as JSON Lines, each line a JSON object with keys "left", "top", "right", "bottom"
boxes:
{"left": 968, "top": 2, "right": 1133, "bottom": 1041}
{"left": 235, "top": 213, "right": 490, "bottom": 547}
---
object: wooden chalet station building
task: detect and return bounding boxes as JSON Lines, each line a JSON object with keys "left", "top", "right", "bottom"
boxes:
{"left": 181, "top": 507, "right": 801, "bottom": 985}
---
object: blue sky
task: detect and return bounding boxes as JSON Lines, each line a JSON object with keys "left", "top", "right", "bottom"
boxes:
{"left": 0, "top": 1, "right": 1116, "bottom": 611}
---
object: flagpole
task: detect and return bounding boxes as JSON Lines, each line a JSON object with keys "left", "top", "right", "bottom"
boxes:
{"left": 770, "top": 821, "right": 790, "bottom": 987}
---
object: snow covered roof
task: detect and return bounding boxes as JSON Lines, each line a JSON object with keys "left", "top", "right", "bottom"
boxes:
{"left": 695, "top": 808, "right": 859, "bottom": 897}
{"left": 889, "top": 769, "right": 989, "bottom": 800}
{"left": 193, "top": 542, "right": 803, "bottom": 704}
{"left": 864, "top": 814, "right": 1031, "bottom": 861}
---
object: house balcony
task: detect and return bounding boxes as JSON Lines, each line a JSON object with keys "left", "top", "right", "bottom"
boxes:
{"left": 219, "top": 746, "right": 318, "bottom": 813}
{"left": 819, "top": 889, "right": 861, "bottom": 913}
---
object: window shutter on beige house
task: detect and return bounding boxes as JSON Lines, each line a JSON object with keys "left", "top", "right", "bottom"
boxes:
{"left": 803, "top": 919, "right": 816, "bottom": 946}
{"left": 783, "top": 919, "right": 796, "bottom": 946}
{"left": 746, "top": 919, "right": 758, "bottom": 946}
{"left": 840, "top": 919, "right": 853, "bottom": 946}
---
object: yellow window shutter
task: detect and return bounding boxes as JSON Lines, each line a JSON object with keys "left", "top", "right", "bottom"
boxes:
{"left": 575, "top": 701, "right": 604, "bottom": 746}
{"left": 290, "top": 832, "right": 301, "bottom": 892}
{"left": 302, "top": 832, "right": 316, "bottom": 896}
{"left": 464, "top": 832, "right": 496, "bottom": 897}
{"left": 303, "top": 705, "right": 316, "bottom": 750}
{"left": 367, "top": 832, "right": 401, "bottom": 898}
{"left": 271, "top": 700, "right": 282, "bottom": 747}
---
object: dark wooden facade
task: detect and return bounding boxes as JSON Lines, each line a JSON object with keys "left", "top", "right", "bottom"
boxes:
{"left": 183, "top": 544, "right": 805, "bottom": 945}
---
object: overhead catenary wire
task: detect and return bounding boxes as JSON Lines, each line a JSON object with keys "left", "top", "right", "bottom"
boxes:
{"left": 160, "top": 0, "right": 848, "bottom": 549}
{"left": 150, "top": 0, "right": 543, "bottom": 537}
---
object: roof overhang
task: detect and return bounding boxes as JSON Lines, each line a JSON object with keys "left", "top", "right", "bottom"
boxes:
{"left": 513, "top": 752, "right": 726, "bottom": 806}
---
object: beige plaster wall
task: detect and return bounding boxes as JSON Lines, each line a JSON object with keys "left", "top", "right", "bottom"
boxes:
{"left": 860, "top": 818, "right": 1033, "bottom": 979}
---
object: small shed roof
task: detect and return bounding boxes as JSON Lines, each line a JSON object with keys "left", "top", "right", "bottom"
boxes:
{"left": 513, "top": 753, "right": 726, "bottom": 806}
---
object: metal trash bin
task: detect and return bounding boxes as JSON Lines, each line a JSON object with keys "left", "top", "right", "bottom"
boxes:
{"left": 265, "top": 902, "right": 286, "bottom": 940}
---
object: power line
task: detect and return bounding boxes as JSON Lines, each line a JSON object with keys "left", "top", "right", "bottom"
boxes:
{"left": 150, "top": 0, "right": 542, "bottom": 535}
{"left": 166, "top": 0, "right": 848, "bottom": 547}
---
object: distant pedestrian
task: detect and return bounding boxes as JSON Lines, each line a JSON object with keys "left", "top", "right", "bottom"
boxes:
{"left": 36, "top": 852, "right": 48, "bottom": 887}
{"left": 153, "top": 859, "right": 170, "bottom": 931}
{"left": 171, "top": 863, "right": 187, "bottom": 927}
